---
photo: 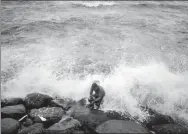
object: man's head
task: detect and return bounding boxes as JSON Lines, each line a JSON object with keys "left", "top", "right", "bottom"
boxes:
{"left": 91, "top": 82, "right": 99, "bottom": 91}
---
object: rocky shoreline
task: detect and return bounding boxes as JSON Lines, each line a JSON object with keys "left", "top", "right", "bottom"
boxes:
{"left": 1, "top": 93, "right": 188, "bottom": 134}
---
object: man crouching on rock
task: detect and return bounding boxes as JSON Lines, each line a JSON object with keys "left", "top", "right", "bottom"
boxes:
{"left": 87, "top": 82, "right": 105, "bottom": 110}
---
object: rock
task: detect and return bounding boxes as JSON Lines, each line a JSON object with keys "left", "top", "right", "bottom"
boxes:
{"left": 68, "top": 105, "right": 110, "bottom": 131}
{"left": 104, "top": 110, "right": 131, "bottom": 120}
{"left": 1, "top": 97, "right": 24, "bottom": 107}
{"left": 72, "top": 130, "right": 85, "bottom": 134}
{"left": 1, "top": 104, "right": 26, "bottom": 119}
{"left": 1, "top": 118, "right": 20, "bottom": 134}
{"left": 29, "top": 107, "right": 65, "bottom": 127}
{"left": 46, "top": 115, "right": 81, "bottom": 134}
{"left": 173, "top": 117, "right": 188, "bottom": 130}
{"left": 25, "top": 93, "right": 52, "bottom": 109}
{"left": 22, "top": 117, "right": 34, "bottom": 127}
{"left": 18, "top": 123, "right": 45, "bottom": 134}
{"left": 152, "top": 124, "right": 188, "bottom": 134}
{"left": 77, "top": 97, "right": 88, "bottom": 107}
{"left": 50, "top": 98, "right": 76, "bottom": 110}
{"left": 96, "top": 120, "right": 150, "bottom": 134}
{"left": 81, "top": 126, "right": 98, "bottom": 134}
{"left": 143, "top": 107, "right": 174, "bottom": 130}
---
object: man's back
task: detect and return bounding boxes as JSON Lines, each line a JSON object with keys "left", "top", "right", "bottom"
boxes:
{"left": 98, "top": 85, "right": 105, "bottom": 98}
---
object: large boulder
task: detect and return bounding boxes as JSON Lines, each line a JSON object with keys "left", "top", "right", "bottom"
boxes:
{"left": 1, "top": 118, "right": 20, "bottom": 134}
{"left": 1, "top": 97, "right": 24, "bottom": 107}
{"left": 76, "top": 97, "right": 88, "bottom": 107}
{"left": 22, "top": 117, "right": 34, "bottom": 127}
{"left": 46, "top": 115, "right": 82, "bottom": 134}
{"left": 29, "top": 107, "right": 65, "bottom": 127}
{"left": 18, "top": 123, "right": 45, "bottom": 134}
{"left": 104, "top": 110, "right": 131, "bottom": 121}
{"left": 1, "top": 104, "right": 26, "bottom": 119}
{"left": 152, "top": 124, "right": 188, "bottom": 134}
{"left": 96, "top": 120, "right": 150, "bottom": 134}
{"left": 173, "top": 117, "right": 188, "bottom": 130}
{"left": 50, "top": 98, "right": 76, "bottom": 111}
{"left": 143, "top": 107, "right": 174, "bottom": 130}
{"left": 68, "top": 105, "right": 110, "bottom": 130}
{"left": 25, "top": 93, "right": 52, "bottom": 109}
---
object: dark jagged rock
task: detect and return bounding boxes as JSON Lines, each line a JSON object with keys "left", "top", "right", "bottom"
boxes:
{"left": 77, "top": 97, "right": 88, "bottom": 107}
{"left": 50, "top": 98, "right": 76, "bottom": 111}
{"left": 104, "top": 110, "right": 131, "bottom": 120}
{"left": 46, "top": 115, "right": 81, "bottom": 134}
{"left": 81, "top": 125, "right": 98, "bottom": 134}
{"left": 18, "top": 123, "right": 45, "bottom": 134}
{"left": 72, "top": 130, "right": 85, "bottom": 134}
{"left": 1, "top": 118, "right": 20, "bottom": 134}
{"left": 25, "top": 93, "right": 52, "bottom": 109}
{"left": 67, "top": 102, "right": 135, "bottom": 133}
{"left": 1, "top": 97, "right": 24, "bottom": 107}
{"left": 96, "top": 120, "right": 150, "bottom": 134}
{"left": 152, "top": 124, "right": 188, "bottom": 134}
{"left": 143, "top": 107, "right": 174, "bottom": 130}
{"left": 1, "top": 104, "right": 26, "bottom": 119}
{"left": 29, "top": 107, "right": 65, "bottom": 127}
{"left": 173, "top": 117, "right": 188, "bottom": 130}
{"left": 68, "top": 105, "right": 110, "bottom": 131}
{"left": 22, "top": 117, "right": 34, "bottom": 127}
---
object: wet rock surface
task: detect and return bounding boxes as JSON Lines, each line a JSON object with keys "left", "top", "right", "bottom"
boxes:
{"left": 46, "top": 115, "right": 81, "bottom": 134}
{"left": 29, "top": 107, "right": 65, "bottom": 127}
{"left": 22, "top": 117, "right": 34, "bottom": 127}
{"left": 18, "top": 123, "right": 45, "bottom": 134}
{"left": 1, "top": 98, "right": 24, "bottom": 107}
{"left": 1, "top": 92, "right": 188, "bottom": 134}
{"left": 152, "top": 124, "right": 188, "bottom": 134}
{"left": 70, "top": 106, "right": 110, "bottom": 130}
{"left": 104, "top": 110, "right": 131, "bottom": 121}
{"left": 143, "top": 107, "right": 175, "bottom": 130}
{"left": 25, "top": 93, "right": 52, "bottom": 109}
{"left": 1, "top": 104, "right": 26, "bottom": 119}
{"left": 50, "top": 98, "right": 76, "bottom": 110}
{"left": 1, "top": 118, "right": 20, "bottom": 134}
{"left": 77, "top": 97, "right": 88, "bottom": 107}
{"left": 96, "top": 120, "right": 150, "bottom": 134}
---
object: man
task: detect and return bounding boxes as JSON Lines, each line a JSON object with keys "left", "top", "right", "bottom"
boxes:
{"left": 88, "top": 82, "right": 105, "bottom": 110}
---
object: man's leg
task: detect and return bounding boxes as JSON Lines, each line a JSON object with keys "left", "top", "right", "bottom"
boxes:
{"left": 94, "top": 99, "right": 102, "bottom": 110}
{"left": 95, "top": 101, "right": 101, "bottom": 110}
{"left": 94, "top": 96, "right": 104, "bottom": 110}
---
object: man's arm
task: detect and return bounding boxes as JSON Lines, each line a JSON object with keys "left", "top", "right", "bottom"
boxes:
{"left": 90, "top": 87, "right": 93, "bottom": 96}
{"left": 93, "top": 90, "right": 104, "bottom": 103}
{"left": 93, "top": 96, "right": 102, "bottom": 103}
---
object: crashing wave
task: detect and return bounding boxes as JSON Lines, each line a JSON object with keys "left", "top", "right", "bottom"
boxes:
{"left": 71, "top": 1, "right": 116, "bottom": 8}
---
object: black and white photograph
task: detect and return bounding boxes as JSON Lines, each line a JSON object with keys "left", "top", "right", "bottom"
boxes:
{"left": 1, "top": 0, "right": 188, "bottom": 134}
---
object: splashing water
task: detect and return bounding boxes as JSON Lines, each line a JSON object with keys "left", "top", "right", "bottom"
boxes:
{"left": 71, "top": 1, "right": 116, "bottom": 7}
{"left": 1, "top": 1, "right": 188, "bottom": 122}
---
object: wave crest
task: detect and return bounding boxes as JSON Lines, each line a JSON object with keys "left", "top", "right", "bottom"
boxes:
{"left": 71, "top": 1, "right": 116, "bottom": 8}
{"left": 2, "top": 62, "right": 188, "bottom": 122}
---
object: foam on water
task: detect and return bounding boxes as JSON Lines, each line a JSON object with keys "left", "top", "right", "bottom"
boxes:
{"left": 2, "top": 58, "right": 188, "bottom": 122}
{"left": 1, "top": 1, "right": 188, "bottom": 123}
{"left": 71, "top": 1, "right": 116, "bottom": 7}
